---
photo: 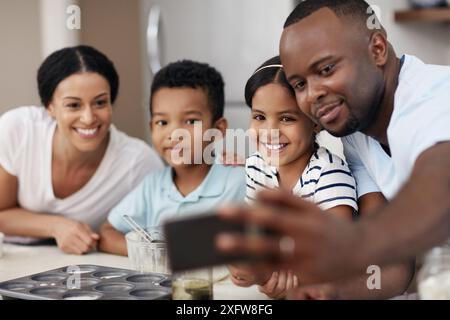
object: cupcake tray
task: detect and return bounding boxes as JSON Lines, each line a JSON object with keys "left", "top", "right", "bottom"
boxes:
{"left": 0, "top": 264, "right": 172, "bottom": 300}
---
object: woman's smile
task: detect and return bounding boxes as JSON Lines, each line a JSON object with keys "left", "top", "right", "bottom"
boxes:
{"left": 74, "top": 125, "right": 102, "bottom": 139}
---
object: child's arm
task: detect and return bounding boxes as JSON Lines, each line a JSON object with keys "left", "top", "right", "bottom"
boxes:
{"left": 258, "top": 270, "right": 299, "bottom": 300}
{"left": 98, "top": 221, "right": 127, "bottom": 256}
{"left": 228, "top": 264, "right": 272, "bottom": 287}
{"left": 326, "top": 205, "right": 354, "bottom": 220}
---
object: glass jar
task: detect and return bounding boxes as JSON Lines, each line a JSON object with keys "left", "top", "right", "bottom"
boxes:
{"left": 418, "top": 241, "right": 450, "bottom": 300}
{"left": 172, "top": 268, "right": 213, "bottom": 300}
{"left": 125, "top": 227, "right": 169, "bottom": 274}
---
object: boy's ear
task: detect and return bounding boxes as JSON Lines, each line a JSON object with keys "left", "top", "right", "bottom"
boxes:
{"left": 214, "top": 117, "right": 228, "bottom": 136}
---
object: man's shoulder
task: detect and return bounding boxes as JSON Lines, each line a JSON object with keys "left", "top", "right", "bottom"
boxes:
{"left": 396, "top": 55, "right": 450, "bottom": 108}
{"left": 391, "top": 55, "right": 450, "bottom": 138}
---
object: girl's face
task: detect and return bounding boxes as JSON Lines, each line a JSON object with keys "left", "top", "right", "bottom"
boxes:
{"left": 250, "top": 83, "right": 316, "bottom": 167}
{"left": 47, "top": 72, "right": 113, "bottom": 153}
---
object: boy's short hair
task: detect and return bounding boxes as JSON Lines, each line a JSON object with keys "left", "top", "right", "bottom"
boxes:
{"left": 150, "top": 60, "right": 225, "bottom": 121}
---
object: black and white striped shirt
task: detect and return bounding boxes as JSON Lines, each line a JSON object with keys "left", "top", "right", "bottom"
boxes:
{"left": 245, "top": 147, "right": 358, "bottom": 211}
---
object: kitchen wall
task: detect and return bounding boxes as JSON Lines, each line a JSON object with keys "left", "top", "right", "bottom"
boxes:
{"left": 79, "top": 0, "right": 148, "bottom": 140}
{"left": 369, "top": 0, "right": 450, "bottom": 64}
{"left": 0, "top": 0, "right": 449, "bottom": 144}
{"left": 0, "top": 0, "right": 147, "bottom": 141}
{"left": 0, "top": 0, "right": 42, "bottom": 114}
{"left": 40, "top": 0, "right": 80, "bottom": 59}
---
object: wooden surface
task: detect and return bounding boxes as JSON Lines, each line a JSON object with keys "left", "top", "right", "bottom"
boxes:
{"left": 395, "top": 7, "right": 450, "bottom": 23}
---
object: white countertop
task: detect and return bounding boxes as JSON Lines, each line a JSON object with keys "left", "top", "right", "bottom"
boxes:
{"left": 0, "top": 243, "right": 269, "bottom": 300}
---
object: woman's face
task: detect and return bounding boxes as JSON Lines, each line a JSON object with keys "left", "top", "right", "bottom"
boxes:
{"left": 47, "top": 72, "right": 113, "bottom": 153}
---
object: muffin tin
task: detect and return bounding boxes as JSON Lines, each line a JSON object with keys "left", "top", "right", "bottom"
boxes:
{"left": 0, "top": 264, "right": 172, "bottom": 300}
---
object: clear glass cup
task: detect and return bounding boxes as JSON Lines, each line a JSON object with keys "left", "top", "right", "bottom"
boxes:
{"left": 418, "top": 241, "right": 450, "bottom": 300}
{"left": 125, "top": 227, "right": 170, "bottom": 274}
{"left": 172, "top": 268, "right": 213, "bottom": 300}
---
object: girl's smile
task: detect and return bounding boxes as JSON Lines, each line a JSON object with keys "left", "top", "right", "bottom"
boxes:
{"left": 251, "top": 83, "right": 316, "bottom": 168}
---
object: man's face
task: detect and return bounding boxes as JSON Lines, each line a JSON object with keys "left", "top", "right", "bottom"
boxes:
{"left": 280, "top": 8, "right": 384, "bottom": 137}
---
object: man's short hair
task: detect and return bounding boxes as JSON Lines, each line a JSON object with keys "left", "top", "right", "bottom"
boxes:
{"left": 284, "top": 0, "right": 381, "bottom": 32}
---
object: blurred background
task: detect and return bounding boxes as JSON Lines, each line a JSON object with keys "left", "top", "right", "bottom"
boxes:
{"left": 0, "top": 0, "right": 449, "bottom": 156}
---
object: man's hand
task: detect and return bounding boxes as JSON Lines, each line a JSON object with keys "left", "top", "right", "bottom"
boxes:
{"left": 51, "top": 217, "right": 99, "bottom": 255}
{"left": 216, "top": 189, "right": 367, "bottom": 284}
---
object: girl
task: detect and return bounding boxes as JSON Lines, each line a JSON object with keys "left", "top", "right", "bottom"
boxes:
{"left": 229, "top": 56, "right": 358, "bottom": 298}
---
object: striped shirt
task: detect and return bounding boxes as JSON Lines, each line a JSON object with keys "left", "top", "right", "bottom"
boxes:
{"left": 245, "top": 147, "right": 358, "bottom": 212}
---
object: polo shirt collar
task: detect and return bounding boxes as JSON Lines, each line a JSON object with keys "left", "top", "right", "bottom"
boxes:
{"left": 161, "top": 164, "right": 226, "bottom": 202}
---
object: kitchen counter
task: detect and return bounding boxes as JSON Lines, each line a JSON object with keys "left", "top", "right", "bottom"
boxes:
{"left": 0, "top": 243, "right": 269, "bottom": 300}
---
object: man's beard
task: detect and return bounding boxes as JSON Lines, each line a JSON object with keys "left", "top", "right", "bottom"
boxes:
{"left": 328, "top": 103, "right": 379, "bottom": 138}
{"left": 327, "top": 110, "right": 360, "bottom": 138}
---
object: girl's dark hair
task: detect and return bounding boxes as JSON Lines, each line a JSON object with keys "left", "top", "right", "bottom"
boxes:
{"left": 37, "top": 45, "right": 119, "bottom": 108}
{"left": 244, "top": 56, "right": 294, "bottom": 108}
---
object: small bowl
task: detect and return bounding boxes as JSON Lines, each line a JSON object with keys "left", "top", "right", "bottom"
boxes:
{"left": 125, "top": 228, "right": 170, "bottom": 274}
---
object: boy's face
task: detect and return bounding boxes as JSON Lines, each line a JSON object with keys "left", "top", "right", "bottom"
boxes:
{"left": 150, "top": 87, "right": 216, "bottom": 167}
{"left": 250, "top": 83, "right": 316, "bottom": 168}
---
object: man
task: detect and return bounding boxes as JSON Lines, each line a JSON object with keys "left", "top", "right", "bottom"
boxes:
{"left": 216, "top": 0, "right": 450, "bottom": 297}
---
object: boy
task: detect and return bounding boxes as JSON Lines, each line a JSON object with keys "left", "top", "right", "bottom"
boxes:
{"left": 99, "top": 60, "right": 245, "bottom": 255}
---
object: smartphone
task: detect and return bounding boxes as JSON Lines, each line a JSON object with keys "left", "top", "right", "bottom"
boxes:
{"left": 163, "top": 212, "right": 275, "bottom": 272}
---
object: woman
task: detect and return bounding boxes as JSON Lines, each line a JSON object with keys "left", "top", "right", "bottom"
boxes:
{"left": 0, "top": 45, "right": 163, "bottom": 254}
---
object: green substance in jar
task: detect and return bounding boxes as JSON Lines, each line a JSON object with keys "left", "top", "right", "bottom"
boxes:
{"left": 172, "top": 278, "right": 213, "bottom": 300}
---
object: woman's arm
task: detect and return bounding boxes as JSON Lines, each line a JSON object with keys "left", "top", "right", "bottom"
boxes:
{"left": 0, "top": 165, "right": 99, "bottom": 254}
{"left": 98, "top": 221, "right": 127, "bottom": 256}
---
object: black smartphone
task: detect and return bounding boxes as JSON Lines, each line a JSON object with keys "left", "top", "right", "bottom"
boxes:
{"left": 163, "top": 212, "right": 274, "bottom": 272}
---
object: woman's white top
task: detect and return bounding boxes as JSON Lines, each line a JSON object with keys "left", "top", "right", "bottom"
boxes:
{"left": 0, "top": 106, "right": 163, "bottom": 243}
